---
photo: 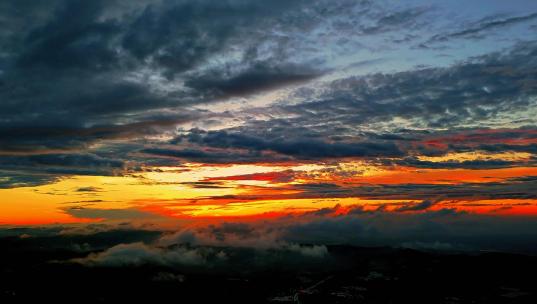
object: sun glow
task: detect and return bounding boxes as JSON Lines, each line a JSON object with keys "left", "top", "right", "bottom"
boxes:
{"left": 2, "top": 160, "right": 537, "bottom": 225}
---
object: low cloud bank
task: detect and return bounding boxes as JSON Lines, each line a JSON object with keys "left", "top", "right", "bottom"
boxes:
{"left": 4, "top": 207, "right": 537, "bottom": 269}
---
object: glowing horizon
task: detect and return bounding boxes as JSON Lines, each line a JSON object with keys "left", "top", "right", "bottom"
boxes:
{"left": 1, "top": 0, "right": 537, "bottom": 250}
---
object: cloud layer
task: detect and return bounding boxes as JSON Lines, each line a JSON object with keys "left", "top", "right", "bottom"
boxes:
{"left": 1, "top": 0, "right": 537, "bottom": 266}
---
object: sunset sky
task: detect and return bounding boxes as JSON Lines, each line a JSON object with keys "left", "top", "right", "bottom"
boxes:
{"left": 1, "top": 0, "right": 537, "bottom": 252}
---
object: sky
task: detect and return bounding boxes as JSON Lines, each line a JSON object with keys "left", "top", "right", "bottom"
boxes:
{"left": 1, "top": 0, "right": 537, "bottom": 252}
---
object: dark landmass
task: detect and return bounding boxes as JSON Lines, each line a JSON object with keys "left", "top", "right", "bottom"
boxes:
{"left": 1, "top": 232, "right": 536, "bottom": 303}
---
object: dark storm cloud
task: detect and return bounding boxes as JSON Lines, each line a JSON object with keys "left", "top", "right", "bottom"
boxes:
{"left": 5, "top": 0, "right": 305, "bottom": 73}
{"left": 0, "top": 153, "right": 125, "bottom": 188}
{"left": 0, "top": 172, "right": 60, "bottom": 188}
{"left": 0, "top": 0, "right": 317, "bottom": 147}
{"left": 3, "top": 0, "right": 401, "bottom": 186}
{"left": 0, "top": 79, "right": 191, "bottom": 155}
{"left": 141, "top": 131, "right": 406, "bottom": 163}
{"left": 184, "top": 62, "right": 323, "bottom": 99}
{"left": 15, "top": 0, "right": 121, "bottom": 71}
{"left": 120, "top": 0, "right": 309, "bottom": 75}
{"left": 0, "top": 0, "right": 435, "bottom": 176}
{"left": 171, "top": 129, "right": 404, "bottom": 160}
{"left": 0, "top": 154, "right": 123, "bottom": 170}
{"left": 0, "top": 0, "right": 429, "bottom": 140}
{"left": 140, "top": 147, "right": 291, "bottom": 164}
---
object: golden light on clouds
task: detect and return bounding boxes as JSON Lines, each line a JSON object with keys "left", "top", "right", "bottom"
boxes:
{"left": 2, "top": 161, "right": 537, "bottom": 225}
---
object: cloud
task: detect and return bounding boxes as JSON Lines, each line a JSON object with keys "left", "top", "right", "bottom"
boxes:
{"left": 3, "top": 0, "right": 308, "bottom": 136}
{"left": 359, "top": 7, "right": 428, "bottom": 35}
{"left": 59, "top": 207, "right": 537, "bottom": 267}
{"left": 184, "top": 61, "right": 324, "bottom": 99}
{"left": 178, "top": 181, "right": 231, "bottom": 189}
{"left": 64, "top": 207, "right": 160, "bottom": 220}
{"left": 1, "top": 1, "right": 536, "bottom": 275}
{"left": 206, "top": 170, "right": 296, "bottom": 183}
{"left": 0, "top": 226, "right": 65, "bottom": 238}
{"left": 0, "top": 0, "right": 536, "bottom": 214}
{"left": 400, "top": 241, "right": 455, "bottom": 251}
{"left": 129, "top": 41, "right": 537, "bottom": 168}
{"left": 3, "top": 205, "right": 537, "bottom": 270}
{"left": 75, "top": 186, "right": 103, "bottom": 192}
{"left": 140, "top": 146, "right": 294, "bottom": 164}
{"left": 135, "top": 174, "right": 537, "bottom": 215}
{"left": 120, "top": 0, "right": 311, "bottom": 76}
{"left": 427, "top": 12, "right": 537, "bottom": 44}
{"left": 0, "top": 153, "right": 126, "bottom": 188}
{"left": 0, "top": 0, "right": 429, "bottom": 149}
{"left": 288, "top": 178, "right": 537, "bottom": 202}
{"left": 170, "top": 129, "right": 404, "bottom": 161}
{"left": 73, "top": 240, "right": 330, "bottom": 270}
{"left": 0, "top": 171, "right": 60, "bottom": 188}
{"left": 15, "top": 0, "right": 120, "bottom": 70}
{"left": 391, "top": 157, "right": 528, "bottom": 170}
{"left": 279, "top": 41, "right": 537, "bottom": 130}
{"left": 280, "top": 208, "right": 537, "bottom": 253}
{"left": 286, "top": 243, "right": 328, "bottom": 258}
{"left": 0, "top": 225, "right": 164, "bottom": 256}
{"left": 151, "top": 205, "right": 537, "bottom": 252}
{"left": 4, "top": 0, "right": 405, "bottom": 185}
{"left": 74, "top": 242, "right": 208, "bottom": 267}
{"left": 394, "top": 198, "right": 443, "bottom": 212}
